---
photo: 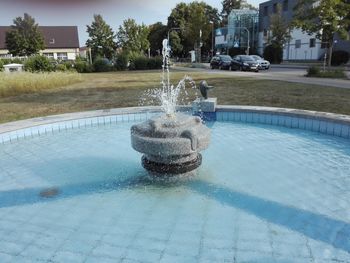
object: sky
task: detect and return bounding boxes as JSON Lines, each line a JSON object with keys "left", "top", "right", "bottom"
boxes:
{"left": 0, "top": 0, "right": 264, "bottom": 46}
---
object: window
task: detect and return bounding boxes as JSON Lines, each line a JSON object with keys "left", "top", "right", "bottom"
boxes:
{"left": 295, "top": 40, "right": 301, "bottom": 48}
{"left": 283, "top": 0, "right": 288, "bottom": 11}
{"left": 273, "top": 3, "right": 277, "bottom": 13}
{"left": 309, "top": 38, "right": 316, "bottom": 48}
{"left": 264, "top": 6, "right": 268, "bottom": 16}
{"left": 263, "top": 29, "right": 268, "bottom": 37}
{"left": 49, "top": 38, "right": 55, "bottom": 44}
{"left": 43, "top": 53, "right": 54, "bottom": 59}
{"left": 57, "top": 52, "right": 68, "bottom": 60}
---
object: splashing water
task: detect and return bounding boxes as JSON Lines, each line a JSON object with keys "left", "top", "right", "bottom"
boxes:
{"left": 140, "top": 39, "right": 197, "bottom": 116}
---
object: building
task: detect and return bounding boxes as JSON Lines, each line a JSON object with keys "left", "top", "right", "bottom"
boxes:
{"left": 0, "top": 26, "right": 80, "bottom": 60}
{"left": 258, "top": 0, "right": 350, "bottom": 61}
{"left": 215, "top": 9, "right": 259, "bottom": 54}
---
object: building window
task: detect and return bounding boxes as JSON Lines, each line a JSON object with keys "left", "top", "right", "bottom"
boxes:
{"left": 283, "top": 0, "right": 288, "bottom": 11}
{"left": 309, "top": 38, "right": 316, "bottom": 48}
{"left": 264, "top": 6, "right": 268, "bottom": 16}
{"left": 295, "top": 40, "right": 301, "bottom": 48}
{"left": 49, "top": 38, "right": 55, "bottom": 44}
{"left": 43, "top": 53, "right": 54, "bottom": 59}
{"left": 273, "top": 3, "right": 277, "bottom": 13}
{"left": 263, "top": 29, "right": 268, "bottom": 37}
{"left": 57, "top": 52, "right": 68, "bottom": 60}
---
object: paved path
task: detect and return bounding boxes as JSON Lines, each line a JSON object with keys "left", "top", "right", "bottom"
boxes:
{"left": 174, "top": 65, "right": 350, "bottom": 89}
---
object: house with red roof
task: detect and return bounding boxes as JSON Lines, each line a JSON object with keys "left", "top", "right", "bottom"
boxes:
{"left": 0, "top": 26, "right": 80, "bottom": 60}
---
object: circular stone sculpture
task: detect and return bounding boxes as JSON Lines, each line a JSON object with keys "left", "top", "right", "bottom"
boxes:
{"left": 131, "top": 113, "right": 211, "bottom": 176}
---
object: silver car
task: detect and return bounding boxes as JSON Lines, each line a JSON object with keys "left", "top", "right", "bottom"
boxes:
{"left": 250, "top": 55, "right": 270, "bottom": 70}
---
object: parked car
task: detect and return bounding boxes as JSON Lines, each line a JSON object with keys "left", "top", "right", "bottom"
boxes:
{"left": 231, "top": 55, "right": 259, "bottom": 72}
{"left": 250, "top": 55, "right": 270, "bottom": 70}
{"left": 210, "top": 55, "right": 233, "bottom": 70}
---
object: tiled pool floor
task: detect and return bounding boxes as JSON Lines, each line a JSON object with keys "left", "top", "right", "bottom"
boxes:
{"left": 0, "top": 121, "right": 349, "bottom": 262}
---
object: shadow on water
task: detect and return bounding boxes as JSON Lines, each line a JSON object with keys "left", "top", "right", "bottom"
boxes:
{"left": 188, "top": 180, "right": 350, "bottom": 253}
{"left": 1, "top": 160, "right": 350, "bottom": 253}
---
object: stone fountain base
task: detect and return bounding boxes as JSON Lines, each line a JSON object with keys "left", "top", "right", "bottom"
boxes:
{"left": 131, "top": 113, "right": 210, "bottom": 176}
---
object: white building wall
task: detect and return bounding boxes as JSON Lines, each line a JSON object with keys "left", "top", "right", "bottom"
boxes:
{"left": 283, "top": 29, "right": 325, "bottom": 61}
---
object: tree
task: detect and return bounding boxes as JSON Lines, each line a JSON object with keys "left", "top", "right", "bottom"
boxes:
{"left": 5, "top": 13, "right": 45, "bottom": 57}
{"left": 117, "top": 18, "right": 150, "bottom": 58}
{"left": 148, "top": 22, "right": 168, "bottom": 56}
{"left": 221, "top": 0, "right": 256, "bottom": 25}
{"left": 268, "top": 3, "right": 291, "bottom": 62}
{"left": 167, "top": 2, "right": 220, "bottom": 58}
{"left": 86, "top": 14, "right": 116, "bottom": 60}
{"left": 293, "top": 0, "right": 350, "bottom": 66}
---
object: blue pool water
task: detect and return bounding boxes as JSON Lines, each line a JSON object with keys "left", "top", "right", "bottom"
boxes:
{"left": 0, "top": 118, "right": 350, "bottom": 262}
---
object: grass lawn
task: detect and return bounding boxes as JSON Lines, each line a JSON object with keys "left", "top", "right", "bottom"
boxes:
{"left": 1, "top": 69, "right": 350, "bottom": 124}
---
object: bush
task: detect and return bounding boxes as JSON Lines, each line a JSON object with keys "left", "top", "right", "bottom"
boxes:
{"left": 74, "top": 61, "right": 93, "bottom": 73}
{"left": 306, "top": 66, "right": 320, "bottom": 76}
{"left": 93, "top": 58, "right": 112, "bottom": 72}
{"left": 130, "top": 56, "right": 163, "bottom": 70}
{"left": 55, "top": 64, "right": 67, "bottom": 72}
{"left": 306, "top": 66, "right": 347, "bottom": 79}
{"left": 331, "top": 50, "right": 350, "bottom": 66}
{"left": 263, "top": 44, "right": 282, "bottom": 64}
{"left": 0, "top": 60, "right": 3, "bottom": 72}
{"left": 24, "top": 55, "right": 54, "bottom": 72}
{"left": 114, "top": 52, "right": 129, "bottom": 71}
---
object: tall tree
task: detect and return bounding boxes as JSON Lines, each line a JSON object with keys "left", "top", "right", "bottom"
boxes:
{"left": 5, "top": 13, "right": 45, "bottom": 57}
{"left": 221, "top": 0, "right": 256, "bottom": 25}
{"left": 167, "top": 2, "right": 220, "bottom": 58}
{"left": 148, "top": 22, "right": 168, "bottom": 56}
{"left": 86, "top": 14, "right": 116, "bottom": 60}
{"left": 293, "top": 0, "right": 350, "bottom": 66}
{"left": 269, "top": 3, "right": 291, "bottom": 61}
{"left": 117, "top": 18, "right": 150, "bottom": 58}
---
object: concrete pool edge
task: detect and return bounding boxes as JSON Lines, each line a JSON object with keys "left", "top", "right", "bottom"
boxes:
{"left": 0, "top": 105, "right": 349, "bottom": 142}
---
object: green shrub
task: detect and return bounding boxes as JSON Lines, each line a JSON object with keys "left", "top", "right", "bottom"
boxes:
{"left": 74, "top": 61, "right": 93, "bottom": 73}
{"left": 55, "top": 64, "right": 67, "bottom": 72}
{"left": 24, "top": 55, "right": 54, "bottom": 72}
{"left": 306, "top": 66, "right": 346, "bottom": 78}
{"left": 0, "top": 60, "right": 3, "bottom": 72}
{"left": 331, "top": 50, "right": 350, "bottom": 66}
{"left": 263, "top": 44, "right": 282, "bottom": 64}
{"left": 114, "top": 52, "right": 129, "bottom": 71}
{"left": 93, "top": 58, "right": 112, "bottom": 72}
{"left": 130, "top": 56, "right": 162, "bottom": 70}
{"left": 147, "top": 57, "right": 162, "bottom": 69}
{"left": 306, "top": 66, "right": 320, "bottom": 76}
{"left": 132, "top": 56, "right": 148, "bottom": 70}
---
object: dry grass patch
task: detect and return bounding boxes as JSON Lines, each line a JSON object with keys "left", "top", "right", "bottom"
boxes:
{"left": 0, "top": 72, "right": 82, "bottom": 97}
{"left": 1, "top": 70, "right": 350, "bottom": 123}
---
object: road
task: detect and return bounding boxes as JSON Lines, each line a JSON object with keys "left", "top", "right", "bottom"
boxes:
{"left": 174, "top": 64, "right": 350, "bottom": 89}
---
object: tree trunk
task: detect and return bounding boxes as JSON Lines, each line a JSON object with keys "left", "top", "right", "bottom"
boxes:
{"left": 328, "top": 40, "right": 333, "bottom": 67}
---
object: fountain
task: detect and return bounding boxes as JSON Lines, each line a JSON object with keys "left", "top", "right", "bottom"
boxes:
{"left": 130, "top": 39, "right": 211, "bottom": 176}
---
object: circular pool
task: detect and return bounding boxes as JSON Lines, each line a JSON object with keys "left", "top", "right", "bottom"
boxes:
{"left": 0, "top": 109, "right": 349, "bottom": 262}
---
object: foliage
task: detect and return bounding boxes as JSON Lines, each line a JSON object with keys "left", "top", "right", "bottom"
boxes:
{"left": 93, "top": 58, "right": 113, "bottom": 72}
{"left": 269, "top": 3, "right": 291, "bottom": 62}
{"left": 5, "top": 13, "right": 45, "bottom": 57}
{"left": 221, "top": 0, "right": 256, "bottom": 24}
{"left": 0, "top": 60, "right": 3, "bottom": 72}
{"left": 74, "top": 61, "right": 93, "bottom": 73}
{"left": 293, "top": 0, "right": 350, "bottom": 66}
{"left": 114, "top": 52, "right": 129, "bottom": 71}
{"left": 263, "top": 44, "right": 282, "bottom": 64}
{"left": 306, "top": 66, "right": 347, "bottom": 78}
{"left": 24, "top": 55, "right": 54, "bottom": 72}
{"left": 167, "top": 2, "right": 220, "bottom": 58}
{"left": 117, "top": 18, "right": 150, "bottom": 57}
{"left": 331, "top": 50, "right": 350, "bottom": 66}
{"left": 86, "top": 14, "right": 116, "bottom": 60}
{"left": 55, "top": 64, "right": 67, "bottom": 72}
{"left": 148, "top": 22, "right": 168, "bottom": 56}
{"left": 0, "top": 72, "right": 82, "bottom": 98}
{"left": 129, "top": 56, "right": 163, "bottom": 70}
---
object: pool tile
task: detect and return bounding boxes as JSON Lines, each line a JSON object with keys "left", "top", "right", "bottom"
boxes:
{"left": 52, "top": 251, "right": 86, "bottom": 263}
{"left": 312, "top": 120, "right": 320, "bottom": 132}
{"left": 341, "top": 125, "right": 350, "bottom": 139}
{"left": 320, "top": 121, "right": 328, "bottom": 133}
